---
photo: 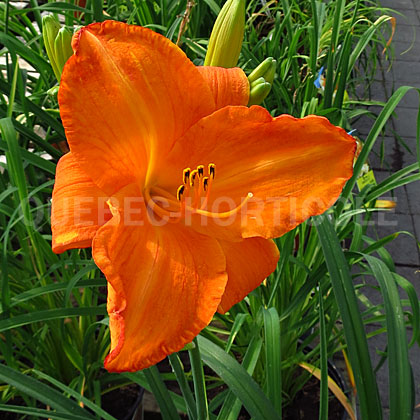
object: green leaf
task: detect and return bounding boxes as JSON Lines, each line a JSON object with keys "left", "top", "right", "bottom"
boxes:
{"left": 217, "top": 335, "right": 263, "bottom": 420}
{"left": 0, "top": 307, "right": 107, "bottom": 332}
{"left": 124, "top": 371, "right": 187, "bottom": 413}
{"left": 197, "top": 335, "right": 281, "bottom": 420}
{"left": 393, "top": 273, "right": 420, "bottom": 347}
{"left": 318, "top": 291, "right": 328, "bottom": 420}
{"left": 0, "top": 32, "right": 51, "bottom": 76}
{"left": 189, "top": 337, "right": 209, "bottom": 420}
{"left": 143, "top": 366, "right": 181, "bottom": 420}
{"left": 364, "top": 256, "right": 413, "bottom": 420}
{"left": 168, "top": 353, "right": 197, "bottom": 420}
{"left": 202, "top": 0, "right": 220, "bottom": 16}
{"left": 263, "top": 307, "right": 282, "bottom": 414}
{"left": 337, "top": 86, "right": 415, "bottom": 214}
{"left": 34, "top": 370, "right": 118, "bottom": 420}
{"left": 0, "top": 365, "right": 94, "bottom": 418}
{"left": 316, "top": 214, "right": 382, "bottom": 419}
{"left": 0, "top": 405, "right": 87, "bottom": 420}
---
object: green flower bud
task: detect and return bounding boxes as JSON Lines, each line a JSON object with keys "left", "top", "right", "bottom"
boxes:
{"left": 204, "top": 0, "right": 245, "bottom": 68}
{"left": 47, "top": 85, "right": 60, "bottom": 97}
{"left": 248, "top": 57, "right": 276, "bottom": 84}
{"left": 54, "top": 27, "right": 73, "bottom": 76}
{"left": 42, "top": 15, "right": 61, "bottom": 80}
{"left": 42, "top": 15, "right": 73, "bottom": 81}
{"left": 248, "top": 81, "right": 271, "bottom": 106}
{"left": 249, "top": 76, "right": 266, "bottom": 87}
{"left": 247, "top": 57, "right": 277, "bottom": 105}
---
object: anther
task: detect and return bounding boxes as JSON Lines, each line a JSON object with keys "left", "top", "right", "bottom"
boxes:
{"left": 203, "top": 177, "right": 209, "bottom": 191}
{"left": 208, "top": 163, "right": 215, "bottom": 178}
{"left": 190, "top": 169, "right": 198, "bottom": 187}
{"left": 183, "top": 168, "right": 191, "bottom": 185}
{"left": 176, "top": 185, "right": 185, "bottom": 201}
{"left": 197, "top": 165, "right": 204, "bottom": 177}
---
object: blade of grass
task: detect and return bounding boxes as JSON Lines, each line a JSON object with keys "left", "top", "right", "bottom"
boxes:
{"left": 0, "top": 405, "right": 87, "bottom": 420}
{"left": 0, "top": 307, "right": 107, "bottom": 332}
{"left": 318, "top": 291, "right": 328, "bottom": 420}
{"left": 34, "top": 369, "right": 119, "bottom": 420}
{"left": 217, "top": 334, "right": 263, "bottom": 420}
{"left": 263, "top": 307, "right": 281, "bottom": 415}
{"left": 324, "top": 0, "right": 345, "bottom": 108}
{"left": 143, "top": 365, "right": 181, "bottom": 420}
{"left": 300, "top": 362, "right": 356, "bottom": 420}
{"left": 189, "top": 337, "right": 209, "bottom": 420}
{"left": 393, "top": 273, "right": 420, "bottom": 347}
{"left": 337, "top": 86, "right": 415, "bottom": 215}
{"left": 197, "top": 335, "right": 281, "bottom": 420}
{"left": 92, "top": 0, "right": 103, "bottom": 22}
{"left": 316, "top": 214, "right": 382, "bottom": 419}
{"left": 0, "top": 364, "right": 94, "bottom": 418}
{"left": 168, "top": 353, "right": 197, "bottom": 420}
{"left": 364, "top": 255, "right": 413, "bottom": 420}
{"left": 224, "top": 313, "right": 249, "bottom": 353}
{"left": 0, "top": 117, "right": 47, "bottom": 277}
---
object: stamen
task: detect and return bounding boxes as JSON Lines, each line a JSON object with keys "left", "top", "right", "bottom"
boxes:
{"left": 208, "top": 163, "right": 215, "bottom": 179}
{"left": 144, "top": 185, "right": 253, "bottom": 223}
{"left": 202, "top": 177, "right": 209, "bottom": 192}
{"left": 201, "top": 164, "right": 215, "bottom": 210}
{"left": 176, "top": 185, "right": 185, "bottom": 201}
{"left": 149, "top": 162, "right": 224, "bottom": 221}
{"left": 191, "top": 171, "right": 200, "bottom": 207}
{"left": 190, "top": 169, "right": 198, "bottom": 187}
{"left": 183, "top": 168, "right": 191, "bottom": 185}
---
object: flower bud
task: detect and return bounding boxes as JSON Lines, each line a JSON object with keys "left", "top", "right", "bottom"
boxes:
{"left": 42, "top": 15, "right": 73, "bottom": 81}
{"left": 248, "top": 57, "right": 276, "bottom": 84}
{"left": 54, "top": 27, "right": 73, "bottom": 76}
{"left": 204, "top": 0, "right": 245, "bottom": 68}
{"left": 42, "top": 15, "right": 61, "bottom": 80}
{"left": 247, "top": 57, "right": 277, "bottom": 105}
{"left": 248, "top": 81, "right": 271, "bottom": 106}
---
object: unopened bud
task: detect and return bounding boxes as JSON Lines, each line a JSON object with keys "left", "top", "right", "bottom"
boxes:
{"left": 375, "top": 200, "right": 397, "bottom": 209}
{"left": 54, "top": 27, "right": 73, "bottom": 76}
{"left": 42, "top": 15, "right": 73, "bottom": 81}
{"left": 204, "top": 0, "right": 245, "bottom": 68}
{"left": 247, "top": 57, "right": 276, "bottom": 105}
{"left": 42, "top": 15, "right": 61, "bottom": 80}
{"left": 248, "top": 57, "right": 276, "bottom": 84}
{"left": 248, "top": 81, "right": 271, "bottom": 106}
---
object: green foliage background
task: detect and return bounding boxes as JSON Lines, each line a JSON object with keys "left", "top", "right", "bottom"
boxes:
{"left": 0, "top": 0, "right": 419, "bottom": 419}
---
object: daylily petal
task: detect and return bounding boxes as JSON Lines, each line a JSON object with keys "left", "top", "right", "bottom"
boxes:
{"left": 197, "top": 66, "right": 249, "bottom": 109}
{"left": 217, "top": 237, "right": 279, "bottom": 314}
{"left": 59, "top": 20, "right": 216, "bottom": 195}
{"left": 92, "top": 190, "right": 227, "bottom": 372}
{"left": 51, "top": 152, "right": 110, "bottom": 253}
{"left": 160, "top": 106, "right": 356, "bottom": 240}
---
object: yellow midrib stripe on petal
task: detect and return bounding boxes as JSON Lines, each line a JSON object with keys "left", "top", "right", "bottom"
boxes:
{"left": 84, "top": 30, "right": 158, "bottom": 185}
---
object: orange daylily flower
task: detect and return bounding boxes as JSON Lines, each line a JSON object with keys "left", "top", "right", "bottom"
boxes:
{"left": 51, "top": 20, "right": 356, "bottom": 372}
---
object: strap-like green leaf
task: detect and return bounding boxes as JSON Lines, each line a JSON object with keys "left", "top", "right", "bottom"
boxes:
{"left": 0, "top": 365, "right": 94, "bottom": 418}
{"left": 316, "top": 214, "right": 382, "bottom": 419}
{"left": 365, "top": 256, "right": 413, "bottom": 420}
{"left": 198, "top": 335, "right": 281, "bottom": 420}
